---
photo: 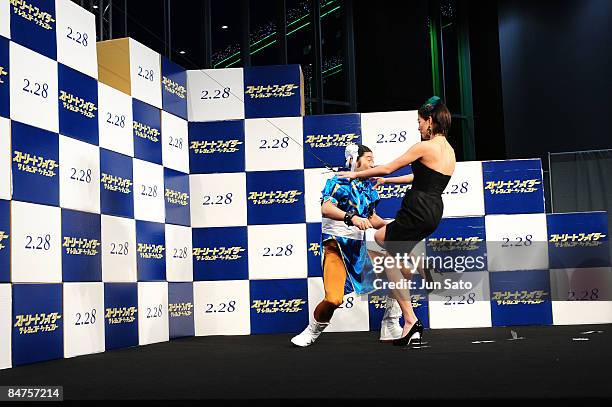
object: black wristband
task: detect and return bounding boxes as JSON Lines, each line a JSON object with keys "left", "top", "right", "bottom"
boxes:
{"left": 344, "top": 210, "right": 355, "bottom": 226}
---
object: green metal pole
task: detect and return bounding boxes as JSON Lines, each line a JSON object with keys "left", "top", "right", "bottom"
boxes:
{"left": 457, "top": 4, "right": 476, "bottom": 160}
{"left": 428, "top": 1, "right": 443, "bottom": 98}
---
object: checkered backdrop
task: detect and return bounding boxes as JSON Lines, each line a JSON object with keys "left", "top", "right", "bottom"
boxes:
{"left": 0, "top": 0, "right": 611, "bottom": 369}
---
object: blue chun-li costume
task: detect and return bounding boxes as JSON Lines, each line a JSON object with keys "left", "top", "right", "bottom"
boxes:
{"left": 320, "top": 175, "right": 380, "bottom": 295}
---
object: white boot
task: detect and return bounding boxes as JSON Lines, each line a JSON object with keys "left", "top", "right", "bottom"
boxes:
{"left": 379, "top": 295, "right": 403, "bottom": 342}
{"left": 291, "top": 320, "right": 330, "bottom": 347}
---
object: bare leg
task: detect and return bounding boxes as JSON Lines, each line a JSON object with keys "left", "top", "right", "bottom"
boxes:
{"left": 374, "top": 227, "right": 418, "bottom": 336}
{"left": 373, "top": 226, "right": 421, "bottom": 278}
{"left": 382, "top": 259, "right": 418, "bottom": 335}
{"left": 414, "top": 261, "right": 427, "bottom": 280}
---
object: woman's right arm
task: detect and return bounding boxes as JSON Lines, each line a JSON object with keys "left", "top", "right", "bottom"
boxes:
{"left": 378, "top": 142, "right": 429, "bottom": 175}
{"left": 339, "top": 142, "right": 429, "bottom": 179}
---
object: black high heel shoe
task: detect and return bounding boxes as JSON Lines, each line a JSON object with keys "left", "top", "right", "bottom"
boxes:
{"left": 392, "top": 320, "right": 424, "bottom": 347}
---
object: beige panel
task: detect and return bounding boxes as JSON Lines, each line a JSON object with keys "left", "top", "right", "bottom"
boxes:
{"left": 96, "top": 38, "right": 131, "bottom": 95}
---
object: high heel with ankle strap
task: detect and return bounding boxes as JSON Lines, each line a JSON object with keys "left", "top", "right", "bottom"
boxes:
{"left": 392, "top": 320, "right": 424, "bottom": 347}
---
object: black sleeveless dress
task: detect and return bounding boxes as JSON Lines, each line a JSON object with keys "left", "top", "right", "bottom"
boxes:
{"left": 384, "top": 159, "right": 452, "bottom": 256}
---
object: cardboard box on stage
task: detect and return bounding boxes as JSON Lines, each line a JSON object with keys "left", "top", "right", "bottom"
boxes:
{"left": 96, "top": 37, "right": 162, "bottom": 108}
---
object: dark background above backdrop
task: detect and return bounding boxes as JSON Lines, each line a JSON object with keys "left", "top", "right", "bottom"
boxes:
{"left": 80, "top": 0, "right": 612, "bottom": 216}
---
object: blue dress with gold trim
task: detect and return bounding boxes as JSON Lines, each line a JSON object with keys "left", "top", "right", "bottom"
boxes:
{"left": 320, "top": 175, "right": 380, "bottom": 295}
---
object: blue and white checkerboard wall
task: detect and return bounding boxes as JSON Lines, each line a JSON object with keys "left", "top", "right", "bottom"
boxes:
{"left": 1, "top": 0, "right": 611, "bottom": 369}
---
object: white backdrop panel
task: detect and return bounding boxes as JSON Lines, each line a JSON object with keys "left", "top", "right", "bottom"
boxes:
{"left": 187, "top": 68, "right": 244, "bottom": 122}
{"left": 550, "top": 267, "right": 612, "bottom": 325}
{"left": 0, "top": 284, "right": 11, "bottom": 369}
{"left": 0, "top": 118, "right": 10, "bottom": 200}
{"left": 360, "top": 110, "right": 421, "bottom": 164}
{"left": 98, "top": 83, "right": 134, "bottom": 157}
{"left": 55, "top": 0, "right": 98, "bottom": 78}
{"left": 11, "top": 201, "right": 62, "bottom": 283}
{"left": 247, "top": 224, "right": 307, "bottom": 280}
{"left": 485, "top": 213, "right": 549, "bottom": 272}
{"left": 10, "top": 42, "right": 58, "bottom": 133}
{"left": 165, "top": 224, "right": 193, "bottom": 282}
{"left": 137, "top": 281, "right": 169, "bottom": 345}
{"left": 161, "top": 111, "right": 189, "bottom": 173}
{"left": 189, "top": 173, "right": 247, "bottom": 228}
{"left": 428, "top": 271, "right": 492, "bottom": 329}
{"left": 63, "top": 282, "right": 105, "bottom": 358}
{"left": 307, "top": 277, "right": 370, "bottom": 332}
{"left": 129, "top": 38, "right": 162, "bottom": 108}
{"left": 0, "top": 0, "right": 9, "bottom": 39}
{"left": 59, "top": 135, "right": 100, "bottom": 213}
{"left": 304, "top": 168, "right": 335, "bottom": 223}
{"left": 244, "top": 117, "right": 303, "bottom": 171}
{"left": 101, "top": 214, "right": 137, "bottom": 282}
{"left": 442, "top": 161, "right": 485, "bottom": 218}
{"left": 133, "top": 159, "right": 165, "bottom": 222}
{"left": 193, "top": 280, "right": 251, "bottom": 336}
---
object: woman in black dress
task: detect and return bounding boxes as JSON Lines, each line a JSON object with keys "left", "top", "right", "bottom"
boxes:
{"left": 338, "top": 96, "right": 456, "bottom": 346}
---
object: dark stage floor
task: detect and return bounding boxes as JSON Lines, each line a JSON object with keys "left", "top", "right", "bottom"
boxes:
{"left": 0, "top": 324, "right": 611, "bottom": 401}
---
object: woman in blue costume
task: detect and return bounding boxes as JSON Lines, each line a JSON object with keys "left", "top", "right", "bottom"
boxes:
{"left": 291, "top": 144, "right": 393, "bottom": 347}
{"left": 338, "top": 97, "right": 456, "bottom": 347}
